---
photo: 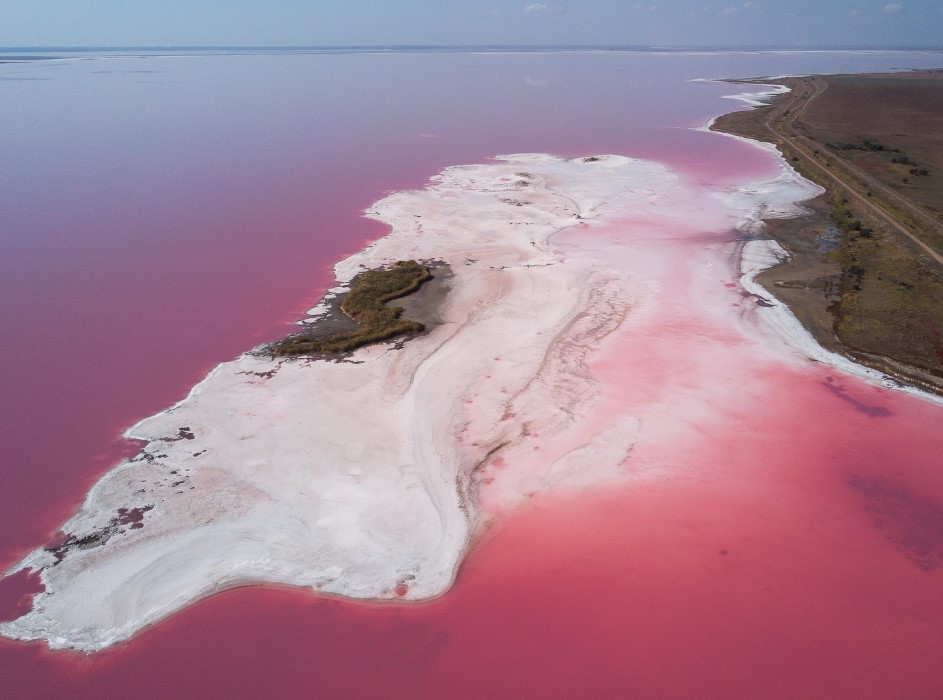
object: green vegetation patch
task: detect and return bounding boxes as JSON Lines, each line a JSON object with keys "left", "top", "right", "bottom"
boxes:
{"left": 275, "top": 260, "right": 433, "bottom": 356}
{"left": 831, "top": 193, "right": 943, "bottom": 375}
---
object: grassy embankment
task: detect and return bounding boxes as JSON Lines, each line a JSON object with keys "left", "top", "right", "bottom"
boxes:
{"left": 275, "top": 260, "right": 433, "bottom": 355}
{"left": 712, "top": 72, "right": 943, "bottom": 393}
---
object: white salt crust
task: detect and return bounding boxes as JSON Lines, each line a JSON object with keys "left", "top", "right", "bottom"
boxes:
{"left": 740, "top": 238, "right": 943, "bottom": 407}
{"left": 2, "top": 145, "right": 937, "bottom": 652}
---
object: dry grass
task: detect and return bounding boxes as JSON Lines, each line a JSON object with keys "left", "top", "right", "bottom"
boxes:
{"left": 803, "top": 72, "right": 943, "bottom": 229}
{"left": 832, "top": 192, "right": 943, "bottom": 374}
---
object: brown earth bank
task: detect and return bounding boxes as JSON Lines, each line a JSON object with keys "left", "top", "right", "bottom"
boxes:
{"left": 713, "top": 70, "right": 943, "bottom": 397}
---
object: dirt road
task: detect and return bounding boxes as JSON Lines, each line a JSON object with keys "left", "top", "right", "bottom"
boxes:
{"left": 762, "top": 76, "right": 943, "bottom": 268}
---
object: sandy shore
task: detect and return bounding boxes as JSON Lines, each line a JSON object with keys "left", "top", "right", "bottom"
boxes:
{"left": 3, "top": 139, "right": 935, "bottom": 651}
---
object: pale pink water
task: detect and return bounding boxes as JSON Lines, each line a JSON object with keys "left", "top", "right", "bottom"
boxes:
{"left": 2, "top": 50, "right": 943, "bottom": 698}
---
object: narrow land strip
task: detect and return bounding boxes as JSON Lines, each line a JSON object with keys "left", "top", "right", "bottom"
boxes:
{"left": 713, "top": 71, "right": 943, "bottom": 396}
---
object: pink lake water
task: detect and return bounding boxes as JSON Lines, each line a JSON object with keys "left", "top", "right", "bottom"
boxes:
{"left": 2, "top": 48, "right": 943, "bottom": 698}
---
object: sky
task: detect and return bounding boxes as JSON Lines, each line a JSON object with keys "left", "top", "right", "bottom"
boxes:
{"left": 0, "top": 0, "right": 940, "bottom": 49}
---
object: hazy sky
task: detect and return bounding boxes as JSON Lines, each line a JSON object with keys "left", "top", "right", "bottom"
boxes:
{"left": 1, "top": 0, "right": 940, "bottom": 48}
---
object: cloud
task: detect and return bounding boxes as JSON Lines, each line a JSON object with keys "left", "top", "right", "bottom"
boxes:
{"left": 522, "top": 3, "right": 563, "bottom": 14}
{"left": 720, "top": 6, "right": 739, "bottom": 16}
{"left": 882, "top": 3, "right": 903, "bottom": 13}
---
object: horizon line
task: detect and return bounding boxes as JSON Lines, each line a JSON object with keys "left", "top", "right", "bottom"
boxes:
{"left": 2, "top": 43, "right": 943, "bottom": 53}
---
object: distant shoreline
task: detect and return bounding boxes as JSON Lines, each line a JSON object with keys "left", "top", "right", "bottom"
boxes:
{"left": 3, "top": 45, "right": 942, "bottom": 56}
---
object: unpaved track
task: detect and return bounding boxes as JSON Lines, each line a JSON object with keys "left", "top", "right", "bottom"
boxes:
{"left": 764, "top": 76, "right": 943, "bottom": 268}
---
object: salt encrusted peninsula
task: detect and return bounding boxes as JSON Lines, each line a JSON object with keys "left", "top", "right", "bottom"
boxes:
{"left": 7, "top": 146, "right": 934, "bottom": 653}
